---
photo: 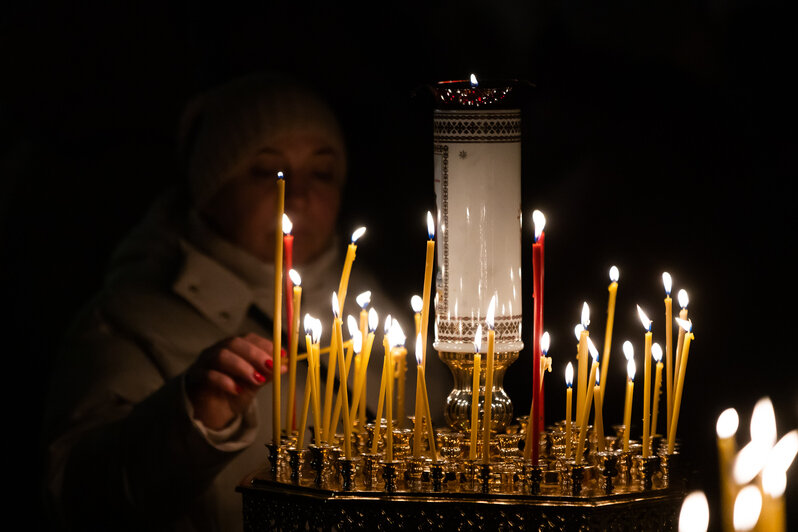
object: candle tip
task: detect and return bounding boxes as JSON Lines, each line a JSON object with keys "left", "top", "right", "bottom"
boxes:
{"left": 627, "top": 358, "right": 636, "bottom": 381}
{"left": 347, "top": 315, "right": 359, "bottom": 338}
{"left": 383, "top": 314, "right": 392, "bottom": 335}
{"left": 574, "top": 323, "right": 584, "bottom": 340}
{"left": 532, "top": 210, "right": 546, "bottom": 241}
{"left": 486, "top": 295, "right": 496, "bottom": 330}
{"left": 311, "top": 318, "right": 322, "bottom": 344}
{"left": 351, "top": 226, "right": 366, "bottom": 243}
{"left": 678, "top": 288, "right": 689, "bottom": 309}
{"left": 636, "top": 305, "right": 651, "bottom": 331}
{"left": 622, "top": 340, "right": 634, "bottom": 360}
{"left": 678, "top": 491, "right": 709, "bottom": 532}
{"left": 652, "top": 342, "right": 662, "bottom": 362}
{"left": 353, "top": 330, "right": 363, "bottom": 354}
{"left": 426, "top": 211, "right": 435, "bottom": 239}
{"left": 288, "top": 268, "right": 301, "bottom": 286}
{"left": 331, "top": 292, "right": 339, "bottom": 318}
{"left": 470, "top": 73, "right": 478, "bottom": 87}
{"left": 750, "top": 397, "right": 776, "bottom": 447}
{"left": 581, "top": 302, "right": 590, "bottom": 329}
{"left": 303, "top": 313, "right": 314, "bottom": 335}
{"left": 610, "top": 265, "right": 619, "bottom": 283}
{"left": 356, "top": 291, "right": 372, "bottom": 309}
{"left": 540, "top": 331, "right": 550, "bottom": 354}
{"left": 368, "top": 308, "right": 379, "bottom": 332}
{"left": 716, "top": 408, "right": 739, "bottom": 439}
{"left": 415, "top": 334, "right": 423, "bottom": 365}
{"left": 473, "top": 324, "right": 483, "bottom": 353}
{"left": 675, "top": 317, "right": 692, "bottom": 333}
{"left": 662, "top": 272, "right": 672, "bottom": 295}
{"left": 587, "top": 337, "right": 599, "bottom": 362}
{"left": 282, "top": 213, "right": 293, "bottom": 235}
{"left": 277, "top": 171, "right": 284, "bottom": 180}
{"left": 411, "top": 295, "right": 423, "bottom": 313}
{"left": 388, "top": 319, "right": 406, "bottom": 348}
{"left": 733, "top": 485, "right": 762, "bottom": 532}
{"left": 565, "top": 362, "right": 574, "bottom": 387}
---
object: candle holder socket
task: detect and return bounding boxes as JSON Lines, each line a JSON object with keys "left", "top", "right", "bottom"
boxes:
{"left": 598, "top": 451, "right": 619, "bottom": 495}
{"left": 658, "top": 451, "right": 681, "bottom": 489}
{"left": 567, "top": 462, "right": 585, "bottom": 496}
{"left": 497, "top": 433, "right": 523, "bottom": 462}
{"left": 430, "top": 461, "right": 445, "bottom": 492}
{"left": 265, "top": 443, "right": 279, "bottom": 479}
{"left": 405, "top": 458, "right": 426, "bottom": 490}
{"left": 380, "top": 460, "right": 401, "bottom": 493}
{"left": 477, "top": 463, "right": 494, "bottom": 494}
{"left": 522, "top": 461, "right": 543, "bottom": 495}
{"left": 634, "top": 455, "right": 660, "bottom": 491}
{"left": 360, "top": 453, "right": 379, "bottom": 488}
{"left": 338, "top": 458, "right": 356, "bottom": 491}
{"left": 459, "top": 459, "right": 479, "bottom": 492}
{"left": 287, "top": 447, "right": 302, "bottom": 485}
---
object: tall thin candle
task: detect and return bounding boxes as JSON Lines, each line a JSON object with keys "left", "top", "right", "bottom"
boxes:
{"left": 575, "top": 338, "right": 599, "bottom": 464}
{"left": 576, "top": 303, "right": 590, "bottom": 427}
{"left": 355, "top": 292, "right": 371, "bottom": 429}
{"left": 531, "top": 210, "right": 546, "bottom": 465}
{"left": 623, "top": 358, "right": 635, "bottom": 452}
{"left": 637, "top": 305, "right": 653, "bottom": 458}
{"left": 285, "top": 269, "right": 302, "bottom": 436}
{"left": 385, "top": 320, "right": 406, "bottom": 461}
{"left": 663, "top": 272, "right": 673, "bottom": 438}
{"left": 483, "top": 296, "right": 496, "bottom": 464}
{"left": 565, "top": 362, "right": 574, "bottom": 459}
{"left": 420, "top": 212, "right": 435, "bottom": 368}
{"left": 272, "top": 171, "right": 285, "bottom": 447}
{"left": 599, "top": 266, "right": 619, "bottom": 402}
{"left": 337, "top": 227, "right": 366, "bottom": 315}
{"left": 650, "top": 343, "right": 663, "bottom": 439}
{"left": 716, "top": 408, "right": 739, "bottom": 532}
{"left": 371, "top": 316, "right": 392, "bottom": 455}
{"left": 283, "top": 213, "right": 294, "bottom": 368}
{"left": 351, "top": 308, "right": 377, "bottom": 427}
{"left": 470, "top": 325, "right": 483, "bottom": 460}
{"left": 668, "top": 318, "right": 694, "bottom": 454}
{"left": 331, "top": 293, "right": 352, "bottom": 459}
{"left": 674, "top": 289, "right": 689, "bottom": 397}
{"left": 593, "top": 369, "right": 605, "bottom": 453}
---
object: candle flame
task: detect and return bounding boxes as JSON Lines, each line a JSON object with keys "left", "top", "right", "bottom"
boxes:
{"left": 331, "top": 292, "right": 339, "bottom": 318}
{"left": 716, "top": 408, "right": 739, "bottom": 439}
{"left": 486, "top": 295, "right": 496, "bottom": 330}
{"left": 623, "top": 340, "right": 634, "bottom": 360}
{"left": 574, "top": 324, "right": 584, "bottom": 341}
{"left": 288, "top": 268, "right": 301, "bottom": 286}
{"left": 627, "top": 359, "right": 636, "bottom": 381}
{"left": 470, "top": 73, "right": 478, "bottom": 87}
{"left": 368, "top": 308, "right": 378, "bottom": 332}
{"left": 733, "top": 485, "right": 762, "bottom": 532}
{"left": 581, "top": 302, "right": 590, "bottom": 329}
{"left": 282, "top": 213, "right": 293, "bottom": 235}
{"left": 678, "top": 289, "right": 689, "bottom": 309}
{"left": 427, "top": 211, "right": 435, "bottom": 239}
{"left": 734, "top": 440, "right": 770, "bottom": 485}
{"left": 675, "top": 317, "right": 692, "bottom": 333}
{"left": 356, "top": 291, "right": 371, "bottom": 309}
{"left": 762, "top": 467, "right": 787, "bottom": 498}
{"left": 678, "top": 491, "right": 709, "bottom": 532}
{"left": 347, "top": 315, "right": 359, "bottom": 338}
{"left": 540, "top": 331, "right": 550, "bottom": 355}
{"left": 411, "top": 295, "right": 423, "bottom": 314}
{"left": 415, "top": 334, "right": 423, "bottom": 365}
{"left": 610, "top": 265, "right": 619, "bottom": 283}
{"left": 595, "top": 369, "right": 600, "bottom": 386}
{"left": 763, "top": 430, "right": 798, "bottom": 496}
{"left": 652, "top": 342, "right": 662, "bottom": 363}
{"left": 351, "top": 226, "right": 366, "bottom": 243}
{"left": 663, "top": 272, "right": 672, "bottom": 295}
{"left": 353, "top": 330, "right": 363, "bottom": 354}
{"left": 473, "top": 324, "right": 483, "bottom": 353}
{"left": 388, "top": 319, "right": 406, "bottom": 348}
{"left": 304, "top": 313, "right": 314, "bottom": 336}
{"left": 637, "top": 305, "right": 652, "bottom": 331}
{"left": 311, "top": 318, "right": 322, "bottom": 344}
{"left": 750, "top": 397, "right": 777, "bottom": 447}
{"left": 383, "top": 314, "right": 392, "bottom": 335}
{"left": 277, "top": 171, "right": 285, "bottom": 180}
{"left": 532, "top": 210, "right": 546, "bottom": 242}
{"left": 565, "top": 362, "right": 574, "bottom": 387}
{"left": 587, "top": 337, "right": 598, "bottom": 362}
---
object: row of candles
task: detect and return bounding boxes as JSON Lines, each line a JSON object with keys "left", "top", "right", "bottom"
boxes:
{"left": 677, "top": 398, "right": 796, "bottom": 532}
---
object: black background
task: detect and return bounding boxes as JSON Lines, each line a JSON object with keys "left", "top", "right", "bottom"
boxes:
{"left": 4, "top": 2, "right": 797, "bottom": 529}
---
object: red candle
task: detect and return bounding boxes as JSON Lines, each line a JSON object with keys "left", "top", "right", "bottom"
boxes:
{"left": 531, "top": 210, "right": 546, "bottom": 465}
{"left": 282, "top": 214, "right": 295, "bottom": 429}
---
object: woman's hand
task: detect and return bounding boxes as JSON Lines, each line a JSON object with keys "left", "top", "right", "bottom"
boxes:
{"left": 185, "top": 333, "right": 286, "bottom": 430}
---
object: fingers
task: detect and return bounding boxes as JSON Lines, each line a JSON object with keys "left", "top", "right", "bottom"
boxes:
{"left": 240, "top": 333, "right": 289, "bottom": 374}
{"left": 205, "top": 368, "right": 241, "bottom": 396}
{"left": 217, "top": 347, "right": 267, "bottom": 387}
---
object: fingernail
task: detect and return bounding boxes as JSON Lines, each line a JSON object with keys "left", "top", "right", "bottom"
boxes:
{"left": 234, "top": 384, "right": 243, "bottom": 394}
{"left": 254, "top": 371, "right": 266, "bottom": 383}
{"left": 265, "top": 359, "right": 274, "bottom": 369}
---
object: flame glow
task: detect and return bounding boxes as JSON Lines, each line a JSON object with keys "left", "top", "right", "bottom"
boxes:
{"left": 750, "top": 397, "right": 777, "bottom": 447}
{"left": 411, "top": 295, "right": 423, "bottom": 314}
{"left": 663, "top": 272, "right": 672, "bottom": 295}
{"left": 734, "top": 440, "right": 770, "bottom": 485}
{"left": 716, "top": 408, "right": 739, "bottom": 439}
{"left": 383, "top": 315, "right": 392, "bottom": 335}
{"left": 733, "top": 485, "right": 762, "bottom": 532}
{"left": 610, "top": 265, "right": 619, "bottom": 283}
{"left": 678, "top": 289, "right": 689, "bottom": 309}
{"left": 368, "top": 308, "right": 378, "bottom": 332}
{"left": 763, "top": 429, "right": 798, "bottom": 497}
{"left": 678, "top": 491, "right": 709, "bottom": 532}
{"left": 356, "top": 291, "right": 371, "bottom": 309}
{"left": 574, "top": 324, "right": 584, "bottom": 341}
{"left": 532, "top": 210, "right": 546, "bottom": 241}
{"left": 288, "top": 268, "right": 301, "bottom": 286}
{"left": 415, "top": 334, "right": 423, "bottom": 365}
{"left": 623, "top": 340, "right": 634, "bottom": 360}
{"left": 540, "top": 331, "right": 551, "bottom": 354}
{"left": 470, "top": 73, "right": 478, "bottom": 87}
{"left": 388, "top": 320, "right": 406, "bottom": 348}
{"left": 581, "top": 302, "right": 590, "bottom": 329}
{"left": 473, "top": 324, "right": 483, "bottom": 353}
{"left": 347, "top": 315, "right": 359, "bottom": 338}
{"left": 304, "top": 313, "right": 314, "bottom": 336}
{"left": 637, "top": 305, "right": 652, "bottom": 331}
{"left": 627, "top": 359, "right": 636, "bottom": 381}
{"left": 351, "top": 227, "right": 366, "bottom": 243}
{"left": 587, "top": 337, "right": 599, "bottom": 362}
{"left": 652, "top": 343, "right": 663, "bottom": 363}
{"left": 331, "top": 292, "right": 339, "bottom": 318}
{"left": 565, "top": 362, "right": 574, "bottom": 387}
{"left": 486, "top": 295, "right": 496, "bottom": 330}
{"left": 427, "top": 211, "right": 435, "bottom": 239}
{"left": 282, "top": 213, "right": 293, "bottom": 235}
{"left": 353, "top": 330, "right": 363, "bottom": 354}
{"left": 277, "top": 171, "right": 284, "bottom": 180}
{"left": 311, "top": 318, "right": 322, "bottom": 344}
{"left": 675, "top": 317, "right": 692, "bottom": 333}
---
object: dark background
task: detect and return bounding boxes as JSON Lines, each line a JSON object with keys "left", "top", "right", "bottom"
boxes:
{"left": 3, "top": 2, "right": 796, "bottom": 529}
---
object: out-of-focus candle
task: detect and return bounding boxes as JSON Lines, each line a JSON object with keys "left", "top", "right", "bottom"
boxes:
{"left": 283, "top": 214, "right": 294, "bottom": 370}
{"left": 679, "top": 491, "right": 710, "bottom": 532}
{"left": 411, "top": 295, "right": 423, "bottom": 339}
{"left": 355, "top": 291, "right": 371, "bottom": 429}
{"left": 663, "top": 272, "right": 674, "bottom": 437}
{"left": 329, "top": 316, "right": 359, "bottom": 440}
{"left": 733, "top": 485, "right": 762, "bottom": 532}
{"left": 286, "top": 268, "right": 302, "bottom": 436}
{"left": 395, "top": 345, "right": 407, "bottom": 428}
{"left": 565, "top": 362, "right": 574, "bottom": 459}
{"left": 576, "top": 303, "right": 590, "bottom": 431}
{"left": 331, "top": 293, "right": 352, "bottom": 459}
{"left": 650, "top": 343, "right": 663, "bottom": 439}
{"left": 371, "top": 316, "right": 392, "bottom": 455}
{"left": 637, "top": 305, "right": 653, "bottom": 457}
{"left": 297, "top": 317, "right": 315, "bottom": 449}
{"left": 470, "top": 325, "right": 483, "bottom": 460}
{"left": 272, "top": 171, "right": 285, "bottom": 447}
{"left": 351, "top": 308, "right": 377, "bottom": 429}
{"left": 623, "top": 358, "right": 636, "bottom": 452}
{"left": 761, "top": 429, "right": 798, "bottom": 532}
{"left": 716, "top": 408, "right": 739, "bottom": 532}
{"left": 668, "top": 317, "right": 694, "bottom": 454}
{"left": 575, "top": 338, "right": 599, "bottom": 463}
{"left": 413, "top": 334, "right": 437, "bottom": 460}
{"left": 674, "top": 289, "right": 689, "bottom": 395}
{"left": 483, "top": 296, "right": 496, "bottom": 464}
{"left": 311, "top": 319, "right": 322, "bottom": 439}
{"left": 385, "top": 320, "right": 406, "bottom": 462}
{"left": 600, "top": 266, "right": 619, "bottom": 402}
{"left": 421, "top": 212, "right": 435, "bottom": 368}
{"left": 337, "top": 227, "right": 366, "bottom": 315}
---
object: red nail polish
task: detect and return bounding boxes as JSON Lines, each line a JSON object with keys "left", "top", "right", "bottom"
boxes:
{"left": 265, "top": 359, "right": 274, "bottom": 369}
{"left": 281, "top": 348, "right": 287, "bottom": 357}
{"left": 234, "top": 384, "right": 243, "bottom": 394}
{"left": 254, "top": 371, "right": 266, "bottom": 383}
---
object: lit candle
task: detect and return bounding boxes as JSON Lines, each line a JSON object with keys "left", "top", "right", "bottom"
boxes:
{"left": 539, "top": 332, "right": 551, "bottom": 394}
{"left": 272, "top": 171, "right": 285, "bottom": 447}
{"left": 663, "top": 272, "right": 674, "bottom": 438}
{"left": 565, "top": 362, "right": 574, "bottom": 459}
{"left": 599, "top": 266, "right": 619, "bottom": 402}
{"left": 331, "top": 293, "right": 352, "bottom": 459}
{"left": 623, "top": 358, "right": 636, "bottom": 452}
{"left": 283, "top": 214, "right": 295, "bottom": 377}
{"left": 418, "top": 337, "right": 438, "bottom": 462}
{"left": 285, "top": 268, "right": 302, "bottom": 436}
{"left": 413, "top": 334, "right": 438, "bottom": 460}
{"left": 329, "top": 316, "right": 359, "bottom": 442}
{"left": 297, "top": 314, "right": 319, "bottom": 449}
{"left": 337, "top": 227, "right": 366, "bottom": 316}
{"left": 483, "top": 295, "right": 496, "bottom": 464}
{"left": 716, "top": 408, "right": 739, "bottom": 532}
{"left": 411, "top": 295, "right": 423, "bottom": 339}
{"left": 355, "top": 291, "right": 372, "bottom": 429}
{"left": 351, "top": 308, "right": 377, "bottom": 429}
{"left": 650, "top": 342, "right": 663, "bottom": 439}
{"left": 321, "top": 329, "right": 338, "bottom": 443}
{"left": 576, "top": 303, "right": 590, "bottom": 432}
{"left": 637, "top": 305, "right": 653, "bottom": 457}
{"left": 668, "top": 317, "right": 693, "bottom": 454}
{"left": 575, "top": 338, "right": 599, "bottom": 464}
{"left": 395, "top": 344, "right": 407, "bottom": 428}
{"left": 312, "top": 319, "right": 323, "bottom": 441}
{"left": 678, "top": 491, "right": 710, "bottom": 532}
{"left": 524, "top": 331, "right": 550, "bottom": 460}
{"left": 531, "top": 210, "right": 546, "bottom": 465}
{"left": 593, "top": 366, "right": 605, "bottom": 452}
{"left": 371, "top": 316, "right": 392, "bottom": 455}
{"left": 733, "top": 485, "right": 762, "bottom": 532}
{"left": 761, "top": 430, "right": 798, "bottom": 532}
{"left": 674, "top": 289, "right": 689, "bottom": 397}
{"left": 470, "top": 325, "right": 483, "bottom": 460}
{"left": 385, "top": 320, "right": 406, "bottom": 462}
{"left": 421, "top": 212, "right": 435, "bottom": 368}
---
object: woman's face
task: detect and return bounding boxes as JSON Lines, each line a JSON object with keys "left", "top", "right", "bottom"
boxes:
{"left": 201, "top": 129, "right": 343, "bottom": 265}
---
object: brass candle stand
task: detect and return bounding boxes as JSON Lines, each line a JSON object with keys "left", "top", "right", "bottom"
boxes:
{"left": 239, "top": 420, "right": 687, "bottom": 531}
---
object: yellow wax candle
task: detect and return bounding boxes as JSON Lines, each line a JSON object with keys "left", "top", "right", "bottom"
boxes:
{"left": 623, "top": 359, "right": 636, "bottom": 453}
{"left": 331, "top": 295, "right": 352, "bottom": 460}
{"left": 565, "top": 362, "right": 574, "bottom": 459}
{"left": 396, "top": 348, "right": 407, "bottom": 427}
{"left": 337, "top": 227, "right": 366, "bottom": 316}
{"left": 637, "top": 305, "right": 653, "bottom": 458}
{"left": 321, "top": 333, "right": 338, "bottom": 443}
{"left": 663, "top": 272, "right": 673, "bottom": 438}
{"left": 411, "top": 295, "right": 423, "bottom": 338}
{"left": 594, "top": 377, "right": 605, "bottom": 453}
{"left": 524, "top": 332, "right": 551, "bottom": 460}
{"left": 483, "top": 297, "right": 496, "bottom": 464}
{"left": 351, "top": 311, "right": 376, "bottom": 425}
{"left": 309, "top": 318, "right": 323, "bottom": 443}
{"left": 297, "top": 329, "right": 316, "bottom": 449}
{"left": 371, "top": 322, "right": 391, "bottom": 455}
{"left": 386, "top": 346, "right": 395, "bottom": 462}
{"left": 759, "top": 430, "right": 798, "bottom": 532}
{"left": 716, "top": 408, "right": 739, "bottom": 532}
{"left": 421, "top": 212, "right": 436, "bottom": 368}
{"left": 650, "top": 343, "right": 663, "bottom": 439}
{"left": 576, "top": 344, "right": 599, "bottom": 464}
{"left": 413, "top": 334, "right": 424, "bottom": 458}
{"left": 673, "top": 290, "right": 689, "bottom": 396}
{"left": 419, "top": 364, "right": 438, "bottom": 461}
{"left": 330, "top": 329, "right": 358, "bottom": 441}
{"left": 272, "top": 172, "right": 285, "bottom": 447}
{"left": 599, "top": 267, "right": 619, "bottom": 402}
{"left": 576, "top": 303, "right": 590, "bottom": 428}
{"left": 470, "top": 325, "right": 483, "bottom": 461}
{"left": 667, "top": 318, "right": 693, "bottom": 454}
{"left": 286, "top": 273, "right": 302, "bottom": 436}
